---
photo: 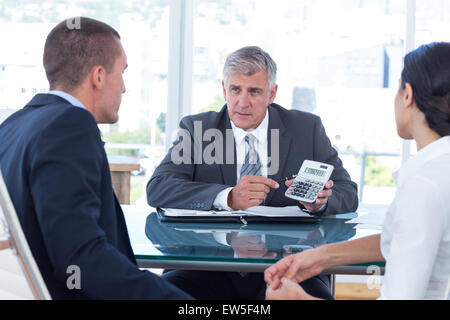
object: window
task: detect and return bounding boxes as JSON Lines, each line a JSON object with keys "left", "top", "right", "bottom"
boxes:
{"left": 192, "top": 0, "right": 406, "bottom": 204}
{"left": 0, "top": 0, "right": 170, "bottom": 205}
{"left": 1, "top": 0, "right": 447, "bottom": 206}
{"left": 416, "top": 0, "right": 450, "bottom": 44}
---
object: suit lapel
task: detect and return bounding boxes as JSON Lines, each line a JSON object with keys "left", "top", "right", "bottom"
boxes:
{"left": 265, "top": 105, "right": 291, "bottom": 204}
{"left": 219, "top": 106, "right": 237, "bottom": 187}
{"left": 218, "top": 104, "right": 292, "bottom": 198}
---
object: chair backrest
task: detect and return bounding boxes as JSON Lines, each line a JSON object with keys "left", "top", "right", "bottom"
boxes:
{"left": 445, "top": 276, "right": 450, "bottom": 300}
{"left": 0, "top": 170, "right": 51, "bottom": 300}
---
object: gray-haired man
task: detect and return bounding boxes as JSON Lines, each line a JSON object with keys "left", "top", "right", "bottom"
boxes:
{"left": 148, "top": 46, "right": 358, "bottom": 299}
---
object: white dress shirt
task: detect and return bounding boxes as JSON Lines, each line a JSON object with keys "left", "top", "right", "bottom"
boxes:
{"left": 213, "top": 112, "right": 269, "bottom": 210}
{"left": 379, "top": 136, "right": 450, "bottom": 299}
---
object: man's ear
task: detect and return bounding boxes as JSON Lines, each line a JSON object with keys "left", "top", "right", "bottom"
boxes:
{"left": 90, "top": 65, "right": 106, "bottom": 89}
{"left": 222, "top": 80, "right": 227, "bottom": 100}
{"left": 268, "top": 84, "right": 278, "bottom": 104}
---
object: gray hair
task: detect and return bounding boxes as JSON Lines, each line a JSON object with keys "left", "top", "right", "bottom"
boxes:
{"left": 223, "top": 46, "right": 277, "bottom": 89}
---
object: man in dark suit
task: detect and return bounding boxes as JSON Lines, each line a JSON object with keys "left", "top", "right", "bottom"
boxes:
{"left": 147, "top": 46, "right": 358, "bottom": 299}
{"left": 0, "top": 17, "right": 191, "bottom": 299}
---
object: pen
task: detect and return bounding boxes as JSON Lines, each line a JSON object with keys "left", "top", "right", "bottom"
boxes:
{"left": 276, "top": 174, "right": 298, "bottom": 183}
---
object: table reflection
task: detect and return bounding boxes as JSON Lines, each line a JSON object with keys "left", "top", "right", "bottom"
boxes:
{"left": 144, "top": 212, "right": 357, "bottom": 261}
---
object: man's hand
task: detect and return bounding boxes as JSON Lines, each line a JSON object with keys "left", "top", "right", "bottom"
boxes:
{"left": 264, "top": 248, "right": 326, "bottom": 289}
{"left": 228, "top": 175, "right": 279, "bottom": 210}
{"left": 286, "top": 179, "right": 334, "bottom": 212}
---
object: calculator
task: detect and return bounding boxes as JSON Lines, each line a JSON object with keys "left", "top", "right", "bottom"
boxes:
{"left": 285, "top": 160, "right": 334, "bottom": 203}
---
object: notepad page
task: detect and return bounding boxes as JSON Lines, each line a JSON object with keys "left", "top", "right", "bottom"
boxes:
{"left": 242, "top": 206, "right": 313, "bottom": 217}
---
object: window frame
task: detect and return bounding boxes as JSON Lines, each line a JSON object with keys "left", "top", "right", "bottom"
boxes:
{"left": 166, "top": 0, "right": 418, "bottom": 164}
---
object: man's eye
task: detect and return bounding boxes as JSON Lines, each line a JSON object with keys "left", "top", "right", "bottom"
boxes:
{"left": 250, "top": 89, "right": 261, "bottom": 95}
{"left": 231, "top": 87, "right": 240, "bottom": 93}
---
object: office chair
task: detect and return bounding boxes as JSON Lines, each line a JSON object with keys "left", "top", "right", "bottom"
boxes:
{"left": 0, "top": 171, "right": 51, "bottom": 300}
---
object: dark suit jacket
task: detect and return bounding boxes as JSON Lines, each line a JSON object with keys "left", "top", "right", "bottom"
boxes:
{"left": 0, "top": 93, "right": 191, "bottom": 299}
{"left": 147, "top": 103, "right": 358, "bottom": 215}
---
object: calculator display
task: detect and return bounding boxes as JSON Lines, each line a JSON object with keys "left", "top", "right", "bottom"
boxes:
{"left": 304, "top": 167, "right": 326, "bottom": 177}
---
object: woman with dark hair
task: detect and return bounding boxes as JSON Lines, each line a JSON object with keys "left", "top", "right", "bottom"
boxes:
{"left": 264, "top": 42, "right": 450, "bottom": 300}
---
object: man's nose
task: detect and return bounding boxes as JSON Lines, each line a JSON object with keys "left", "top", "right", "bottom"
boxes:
{"left": 237, "top": 91, "right": 250, "bottom": 107}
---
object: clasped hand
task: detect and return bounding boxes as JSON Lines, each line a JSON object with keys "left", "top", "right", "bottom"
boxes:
{"left": 264, "top": 248, "right": 326, "bottom": 300}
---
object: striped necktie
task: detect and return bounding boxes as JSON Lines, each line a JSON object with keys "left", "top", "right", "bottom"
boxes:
{"left": 238, "top": 134, "right": 263, "bottom": 278}
{"left": 240, "top": 134, "right": 262, "bottom": 178}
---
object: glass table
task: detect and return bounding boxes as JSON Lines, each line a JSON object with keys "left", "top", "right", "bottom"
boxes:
{"left": 123, "top": 205, "right": 385, "bottom": 276}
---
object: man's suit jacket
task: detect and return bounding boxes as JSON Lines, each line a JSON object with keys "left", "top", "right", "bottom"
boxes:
{"left": 147, "top": 103, "right": 358, "bottom": 215}
{"left": 0, "top": 93, "right": 191, "bottom": 299}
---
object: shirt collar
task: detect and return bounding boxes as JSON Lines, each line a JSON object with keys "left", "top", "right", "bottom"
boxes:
{"left": 230, "top": 110, "right": 269, "bottom": 146}
{"left": 394, "top": 136, "right": 450, "bottom": 186}
{"left": 48, "top": 90, "right": 87, "bottom": 110}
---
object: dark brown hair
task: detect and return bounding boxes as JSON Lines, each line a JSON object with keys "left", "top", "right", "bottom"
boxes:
{"left": 401, "top": 42, "right": 450, "bottom": 137}
{"left": 43, "top": 17, "right": 121, "bottom": 91}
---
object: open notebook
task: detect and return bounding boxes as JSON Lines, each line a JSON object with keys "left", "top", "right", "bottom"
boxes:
{"left": 157, "top": 205, "right": 319, "bottom": 224}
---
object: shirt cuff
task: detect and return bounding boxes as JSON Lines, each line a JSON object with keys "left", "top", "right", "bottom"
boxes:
{"left": 213, "top": 187, "right": 233, "bottom": 211}
{"left": 298, "top": 202, "right": 327, "bottom": 216}
{"left": 314, "top": 203, "right": 327, "bottom": 213}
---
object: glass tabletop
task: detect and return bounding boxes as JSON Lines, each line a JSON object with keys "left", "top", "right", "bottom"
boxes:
{"left": 123, "top": 205, "right": 384, "bottom": 273}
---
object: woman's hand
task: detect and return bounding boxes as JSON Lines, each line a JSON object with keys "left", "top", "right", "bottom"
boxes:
{"left": 264, "top": 248, "right": 327, "bottom": 289}
{"left": 265, "top": 278, "right": 320, "bottom": 300}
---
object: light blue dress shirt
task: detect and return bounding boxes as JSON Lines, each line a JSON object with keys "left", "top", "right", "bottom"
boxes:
{"left": 48, "top": 90, "right": 87, "bottom": 110}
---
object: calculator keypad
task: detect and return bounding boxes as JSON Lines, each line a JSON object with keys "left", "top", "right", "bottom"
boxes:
{"left": 287, "top": 179, "right": 323, "bottom": 202}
